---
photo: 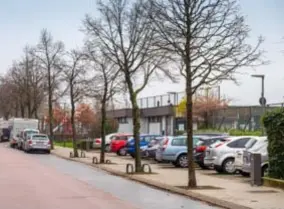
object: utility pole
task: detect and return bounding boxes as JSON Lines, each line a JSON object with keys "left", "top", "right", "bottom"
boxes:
{"left": 251, "top": 74, "right": 266, "bottom": 136}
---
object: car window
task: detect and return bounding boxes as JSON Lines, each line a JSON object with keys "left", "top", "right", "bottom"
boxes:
{"left": 245, "top": 138, "right": 257, "bottom": 149}
{"left": 227, "top": 138, "right": 251, "bottom": 148}
{"left": 143, "top": 136, "right": 152, "bottom": 142}
{"left": 172, "top": 137, "right": 187, "bottom": 146}
{"left": 32, "top": 135, "right": 48, "bottom": 140}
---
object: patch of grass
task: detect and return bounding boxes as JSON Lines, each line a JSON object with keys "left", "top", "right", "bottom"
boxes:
{"left": 54, "top": 141, "right": 74, "bottom": 148}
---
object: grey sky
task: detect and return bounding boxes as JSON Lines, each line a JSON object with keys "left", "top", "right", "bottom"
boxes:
{"left": 0, "top": 0, "right": 283, "bottom": 106}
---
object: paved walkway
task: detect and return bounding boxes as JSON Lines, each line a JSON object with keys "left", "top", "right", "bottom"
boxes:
{"left": 53, "top": 147, "right": 284, "bottom": 209}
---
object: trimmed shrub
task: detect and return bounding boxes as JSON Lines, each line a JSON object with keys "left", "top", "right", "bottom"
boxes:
{"left": 262, "top": 108, "right": 284, "bottom": 180}
{"left": 228, "top": 129, "right": 262, "bottom": 136}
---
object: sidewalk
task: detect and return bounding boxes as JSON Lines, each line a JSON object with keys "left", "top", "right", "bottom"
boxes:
{"left": 52, "top": 147, "right": 284, "bottom": 209}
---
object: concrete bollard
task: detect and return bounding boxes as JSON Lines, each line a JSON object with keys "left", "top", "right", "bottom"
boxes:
{"left": 142, "top": 163, "right": 152, "bottom": 173}
{"left": 126, "top": 163, "right": 134, "bottom": 174}
{"left": 92, "top": 157, "right": 98, "bottom": 164}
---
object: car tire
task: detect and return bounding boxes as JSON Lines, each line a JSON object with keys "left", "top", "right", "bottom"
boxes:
{"left": 262, "top": 165, "right": 268, "bottom": 177}
{"left": 105, "top": 144, "right": 111, "bottom": 152}
{"left": 130, "top": 153, "right": 135, "bottom": 158}
{"left": 46, "top": 150, "right": 51, "bottom": 154}
{"left": 177, "top": 154, "right": 188, "bottom": 168}
{"left": 118, "top": 148, "right": 127, "bottom": 156}
{"left": 222, "top": 158, "right": 236, "bottom": 174}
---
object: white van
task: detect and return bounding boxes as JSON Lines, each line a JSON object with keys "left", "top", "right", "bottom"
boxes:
{"left": 9, "top": 118, "right": 39, "bottom": 148}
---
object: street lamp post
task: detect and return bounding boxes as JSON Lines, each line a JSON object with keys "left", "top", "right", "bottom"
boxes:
{"left": 251, "top": 74, "right": 265, "bottom": 136}
{"left": 167, "top": 92, "right": 178, "bottom": 135}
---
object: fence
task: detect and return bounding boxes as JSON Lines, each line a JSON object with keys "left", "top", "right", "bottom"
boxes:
{"left": 114, "top": 86, "right": 221, "bottom": 109}
{"left": 210, "top": 104, "right": 281, "bottom": 131}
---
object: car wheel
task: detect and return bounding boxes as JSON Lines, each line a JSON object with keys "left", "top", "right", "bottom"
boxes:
{"left": 262, "top": 165, "right": 268, "bottom": 177}
{"left": 215, "top": 166, "right": 224, "bottom": 173}
{"left": 118, "top": 148, "right": 127, "bottom": 156}
{"left": 105, "top": 144, "right": 111, "bottom": 152}
{"left": 177, "top": 154, "right": 188, "bottom": 168}
{"left": 222, "top": 158, "right": 236, "bottom": 174}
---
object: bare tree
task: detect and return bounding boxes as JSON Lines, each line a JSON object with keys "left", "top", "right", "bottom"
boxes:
{"left": 9, "top": 47, "right": 45, "bottom": 119}
{"left": 32, "top": 29, "right": 65, "bottom": 148}
{"left": 63, "top": 50, "right": 86, "bottom": 157}
{"left": 84, "top": 44, "right": 121, "bottom": 163}
{"left": 82, "top": 0, "right": 173, "bottom": 172}
{"left": 149, "top": 0, "right": 264, "bottom": 187}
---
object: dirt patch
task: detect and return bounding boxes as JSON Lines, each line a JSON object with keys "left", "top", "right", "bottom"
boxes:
{"left": 248, "top": 190, "right": 279, "bottom": 194}
{"left": 176, "top": 185, "right": 224, "bottom": 190}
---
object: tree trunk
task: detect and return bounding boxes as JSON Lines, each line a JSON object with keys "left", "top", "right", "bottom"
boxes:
{"left": 70, "top": 83, "right": 78, "bottom": 157}
{"left": 48, "top": 70, "right": 54, "bottom": 149}
{"left": 184, "top": 0, "right": 197, "bottom": 188}
{"left": 100, "top": 99, "right": 106, "bottom": 163}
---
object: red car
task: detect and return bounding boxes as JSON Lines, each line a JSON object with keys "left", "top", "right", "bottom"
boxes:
{"left": 110, "top": 133, "right": 133, "bottom": 156}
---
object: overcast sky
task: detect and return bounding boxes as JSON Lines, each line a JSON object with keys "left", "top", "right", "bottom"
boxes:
{"left": 0, "top": 0, "right": 283, "bottom": 106}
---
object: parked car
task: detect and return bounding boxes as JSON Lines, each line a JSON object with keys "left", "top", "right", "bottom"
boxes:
{"left": 126, "top": 134, "right": 161, "bottom": 158}
{"left": 204, "top": 136, "right": 260, "bottom": 174}
{"left": 18, "top": 128, "right": 40, "bottom": 150}
{"left": 194, "top": 136, "right": 230, "bottom": 169}
{"left": 155, "top": 135, "right": 202, "bottom": 168}
{"left": 93, "top": 133, "right": 125, "bottom": 151}
{"left": 0, "top": 127, "right": 10, "bottom": 142}
{"left": 234, "top": 136, "right": 267, "bottom": 174}
{"left": 23, "top": 134, "right": 51, "bottom": 153}
{"left": 110, "top": 133, "right": 133, "bottom": 156}
{"left": 241, "top": 139, "right": 268, "bottom": 177}
{"left": 143, "top": 136, "right": 166, "bottom": 158}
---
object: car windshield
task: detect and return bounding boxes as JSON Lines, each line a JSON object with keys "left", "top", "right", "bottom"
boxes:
{"left": 32, "top": 135, "right": 48, "bottom": 140}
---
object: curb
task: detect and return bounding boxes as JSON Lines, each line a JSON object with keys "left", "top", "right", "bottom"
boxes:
{"left": 52, "top": 151, "right": 252, "bottom": 209}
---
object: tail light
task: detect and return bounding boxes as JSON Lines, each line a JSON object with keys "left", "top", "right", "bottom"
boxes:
{"left": 28, "top": 140, "right": 32, "bottom": 145}
{"left": 47, "top": 140, "right": 51, "bottom": 145}
{"left": 195, "top": 146, "right": 207, "bottom": 152}
{"left": 95, "top": 138, "right": 101, "bottom": 143}
{"left": 162, "top": 138, "right": 169, "bottom": 151}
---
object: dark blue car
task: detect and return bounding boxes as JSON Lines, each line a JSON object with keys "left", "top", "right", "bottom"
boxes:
{"left": 126, "top": 134, "right": 161, "bottom": 158}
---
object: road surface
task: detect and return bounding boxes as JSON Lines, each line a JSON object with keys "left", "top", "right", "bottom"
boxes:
{"left": 0, "top": 143, "right": 219, "bottom": 209}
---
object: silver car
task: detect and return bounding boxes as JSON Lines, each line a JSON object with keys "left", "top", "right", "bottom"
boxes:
{"left": 23, "top": 134, "right": 51, "bottom": 153}
{"left": 234, "top": 137, "right": 267, "bottom": 173}
{"left": 204, "top": 136, "right": 260, "bottom": 174}
{"left": 241, "top": 140, "right": 268, "bottom": 177}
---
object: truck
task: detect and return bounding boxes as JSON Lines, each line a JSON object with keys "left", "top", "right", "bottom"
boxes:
{"left": 8, "top": 118, "right": 39, "bottom": 148}
{"left": 0, "top": 119, "right": 10, "bottom": 142}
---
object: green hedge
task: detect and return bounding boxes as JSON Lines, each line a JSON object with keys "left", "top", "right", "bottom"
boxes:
{"left": 228, "top": 129, "right": 262, "bottom": 136}
{"left": 193, "top": 129, "right": 262, "bottom": 136}
{"left": 262, "top": 108, "right": 284, "bottom": 180}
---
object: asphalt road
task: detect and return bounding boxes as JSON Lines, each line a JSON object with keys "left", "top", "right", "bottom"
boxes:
{"left": 0, "top": 143, "right": 219, "bottom": 209}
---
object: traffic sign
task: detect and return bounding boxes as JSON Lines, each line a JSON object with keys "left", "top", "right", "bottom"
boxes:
{"left": 259, "top": 97, "right": 266, "bottom": 106}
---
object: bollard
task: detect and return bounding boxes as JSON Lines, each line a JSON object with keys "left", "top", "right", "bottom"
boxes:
{"left": 80, "top": 151, "right": 86, "bottom": 158}
{"left": 142, "top": 163, "right": 152, "bottom": 173}
{"left": 69, "top": 152, "right": 74, "bottom": 158}
{"left": 126, "top": 163, "right": 134, "bottom": 174}
{"left": 105, "top": 159, "right": 111, "bottom": 164}
{"left": 92, "top": 157, "right": 98, "bottom": 164}
{"left": 251, "top": 153, "right": 262, "bottom": 186}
